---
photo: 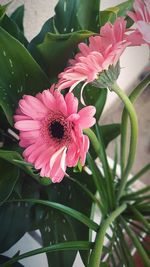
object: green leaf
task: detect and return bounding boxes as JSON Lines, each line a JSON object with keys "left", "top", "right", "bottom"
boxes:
{"left": 0, "top": 172, "right": 44, "bottom": 254}
{"left": 54, "top": 0, "right": 100, "bottom": 33}
{"left": 0, "top": 150, "right": 40, "bottom": 182}
{"left": 0, "top": 202, "right": 34, "bottom": 253}
{"left": 10, "top": 198, "right": 99, "bottom": 232}
{"left": 129, "top": 205, "right": 150, "bottom": 232}
{"left": 28, "top": 17, "right": 55, "bottom": 63}
{"left": 83, "top": 84, "right": 107, "bottom": 120}
{"left": 40, "top": 211, "right": 77, "bottom": 267}
{"left": 100, "top": 0, "right": 134, "bottom": 26}
{"left": 86, "top": 153, "right": 107, "bottom": 213}
{"left": 35, "top": 30, "right": 93, "bottom": 79}
{"left": 26, "top": 171, "right": 96, "bottom": 266}
{"left": 126, "top": 163, "right": 150, "bottom": 188}
{"left": 0, "top": 2, "right": 26, "bottom": 45}
{"left": 1, "top": 241, "right": 92, "bottom": 267}
{"left": 0, "top": 159, "right": 19, "bottom": 204}
{"left": 40, "top": 170, "right": 97, "bottom": 266}
{"left": 10, "top": 5, "right": 24, "bottom": 33}
{"left": 0, "top": 27, "right": 49, "bottom": 125}
{"left": 0, "top": 14, "right": 28, "bottom": 47}
{"left": 100, "top": 123, "right": 121, "bottom": 148}
{"left": 0, "top": 255, "right": 24, "bottom": 267}
{"left": 89, "top": 123, "right": 120, "bottom": 161}
{"left": 114, "top": 0, "right": 134, "bottom": 17}
{"left": 121, "top": 218, "right": 150, "bottom": 267}
{"left": 0, "top": 107, "right": 10, "bottom": 131}
{"left": 0, "top": 4, "right": 8, "bottom": 21}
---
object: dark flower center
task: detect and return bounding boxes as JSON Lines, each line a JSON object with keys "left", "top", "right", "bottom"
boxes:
{"left": 49, "top": 121, "right": 64, "bottom": 139}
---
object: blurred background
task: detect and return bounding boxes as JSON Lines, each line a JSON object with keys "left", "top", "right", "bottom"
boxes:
{"left": 1, "top": 0, "right": 150, "bottom": 266}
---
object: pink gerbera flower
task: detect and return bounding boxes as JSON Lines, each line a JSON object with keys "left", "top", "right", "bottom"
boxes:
{"left": 57, "top": 17, "right": 130, "bottom": 97}
{"left": 127, "top": 0, "right": 150, "bottom": 45}
{"left": 14, "top": 85, "right": 96, "bottom": 183}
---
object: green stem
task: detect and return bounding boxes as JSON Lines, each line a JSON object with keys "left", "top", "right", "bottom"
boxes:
{"left": 88, "top": 203, "right": 127, "bottom": 267}
{"left": 111, "top": 82, "right": 138, "bottom": 200}
{"left": 120, "top": 73, "right": 150, "bottom": 173}
{"left": 84, "top": 128, "right": 101, "bottom": 156}
{"left": 84, "top": 127, "right": 115, "bottom": 210}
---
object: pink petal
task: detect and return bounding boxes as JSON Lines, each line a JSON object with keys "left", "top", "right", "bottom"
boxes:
{"left": 80, "top": 135, "right": 89, "bottom": 165}
{"left": 65, "top": 93, "right": 78, "bottom": 115}
{"left": 78, "top": 42, "right": 91, "bottom": 56}
{"left": 50, "top": 146, "right": 65, "bottom": 170}
{"left": 66, "top": 143, "right": 79, "bottom": 167}
{"left": 14, "top": 114, "right": 30, "bottom": 122}
{"left": 67, "top": 114, "right": 80, "bottom": 122}
{"left": 19, "top": 95, "right": 48, "bottom": 119}
{"left": 50, "top": 149, "right": 66, "bottom": 183}
{"left": 137, "top": 21, "right": 150, "bottom": 43}
{"left": 55, "top": 91, "right": 67, "bottom": 115}
{"left": 36, "top": 89, "right": 56, "bottom": 110}
{"left": 15, "top": 120, "right": 41, "bottom": 131}
{"left": 34, "top": 146, "right": 53, "bottom": 169}
{"left": 78, "top": 106, "right": 96, "bottom": 129}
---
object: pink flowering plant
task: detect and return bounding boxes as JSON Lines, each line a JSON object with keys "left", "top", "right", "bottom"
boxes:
{"left": 0, "top": 0, "right": 150, "bottom": 266}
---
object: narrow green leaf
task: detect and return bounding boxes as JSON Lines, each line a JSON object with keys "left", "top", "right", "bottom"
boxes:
{"left": 128, "top": 220, "right": 150, "bottom": 236}
{"left": 87, "top": 153, "right": 107, "bottom": 213}
{"left": 2, "top": 241, "right": 93, "bottom": 267}
{"left": 117, "top": 223, "right": 135, "bottom": 267}
{"left": 123, "top": 186, "right": 150, "bottom": 200}
{"left": 0, "top": 27, "right": 49, "bottom": 125}
{"left": 0, "top": 255, "right": 23, "bottom": 266}
{"left": 130, "top": 206, "right": 150, "bottom": 232}
{"left": 114, "top": 232, "right": 129, "bottom": 267}
{"left": 6, "top": 198, "right": 99, "bottom": 232}
{"left": 126, "top": 163, "right": 150, "bottom": 187}
{"left": 121, "top": 217, "right": 150, "bottom": 267}
{"left": 95, "top": 124, "right": 115, "bottom": 210}
{"left": 112, "top": 141, "right": 118, "bottom": 177}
